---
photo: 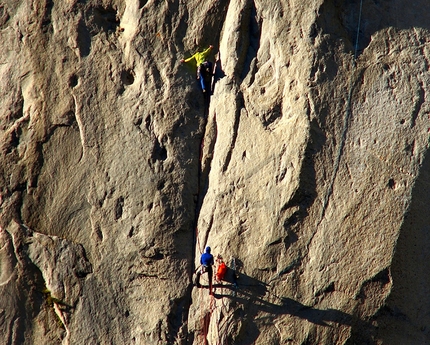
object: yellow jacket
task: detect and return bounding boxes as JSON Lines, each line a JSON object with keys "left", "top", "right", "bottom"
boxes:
{"left": 184, "top": 46, "right": 212, "bottom": 66}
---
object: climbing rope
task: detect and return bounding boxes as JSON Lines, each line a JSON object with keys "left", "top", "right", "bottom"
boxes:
{"left": 199, "top": 285, "right": 216, "bottom": 345}
{"left": 319, "top": 0, "right": 364, "bottom": 223}
{"left": 217, "top": 281, "right": 230, "bottom": 345}
{"left": 194, "top": 106, "right": 212, "bottom": 258}
{"left": 194, "top": 144, "right": 204, "bottom": 257}
{"left": 197, "top": 258, "right": 236, "bottom": 345}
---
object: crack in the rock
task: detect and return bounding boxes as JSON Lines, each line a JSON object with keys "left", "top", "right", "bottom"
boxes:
{"left": 319, "top": 68, "right": 364, "bottom": 224}
{"left": 221, "top": 91, "right": 243, "bottom": 173}
{"left": 410, "top": 80, "right": 424, "bottom": 128}
{"left": 72, "top": 94, "right": 87, "bottom": 159}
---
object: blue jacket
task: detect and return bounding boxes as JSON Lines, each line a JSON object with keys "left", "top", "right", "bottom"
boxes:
{"left": 200, "top": 252, "right": 214, "bottom": 266}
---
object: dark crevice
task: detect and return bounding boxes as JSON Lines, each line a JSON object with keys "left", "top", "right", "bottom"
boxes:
{"left": 283, "top": 118, "right": 325, "bottom": 227}
{"left": 157, "top": 180, "right": 165, "bottom": 190}
{"left": 121, "top": 69, "right": 135, "bottom": 86}
{"left": 212, "top": 52, "right": 226, "bottom": 95}
{"left": 221, "top": 93, "right": 243, "bottom": 173}
{"left": 183, "top": 2, "right": 256, "bottom": 342}
{"left": 41, "top": 0, "right": 54, "bottom": 34}
{"left": 201, "top": 214, "right": 214, "bottom": 255}
{"left": 151, "top": 139, "right": 168, "bottom": 163}
{"left": 58, "top": 111, "right": 77, "bottom": 127}
{"left": 69, "top": 74, "right": 79, "bottom": 88}
{"left": 268, "top": 238, "right": 282, "bottom": 246}
{"left": 321, "top": 281, "right": 335, "bottom": 295}
{"left": 313, "top": 0, "right": 368, "bottom": 56}
{"left": 133, "top": 116, "right": 143, "bottom": 128}
{"left": 355, "top": 268, "right": 391, "bottom": 302}
{"left": 114, "top": 196, "right": 124, "bottom": 220}
{"left": 230, "top": 0, "right": 259, "bottom": 81}
{"left": 73, "top": 246, "right": 93, "bottom": 278}
{"left": 259, "top": 102, "right": 282, "bottom": 129}
{"left": 369, "top": 268, "right": 391, "bottom": 285}
{"left": 85, "top": 5, "right": 119, "bottom": 35}
{"left": 94, "top": 225, "right": 103, "bottom": 242}
{"left": 376, "top": 148, "right": 430, "bottom": 343}
{"left": 196, "top": 118, "right": 218, "bottom": 226}
{"left": 77, "top": 17, "right": 91, "bottom": 57}
{"left": 28, "top": 142, "right": 44, "bottom": 189}
{"left": 410, "top": 81, "right": 424, "bottom": 128}
{"left": 140, "top": 244, "right": 165, "bottom": 261}
{"left": 144, "top": 115, "right": 151, "bottom": 132}
{"left": 240, "top": 0, "right": 261, "bottom": 82}
{"left": 11, "top": 127, "right": 24, "bottom": 153}
{"left": 75, "top": 4, "right": 120, "bottom": 58}
{"left": 2, "top": 92, "right": 24, "bottom": 128}
{"left": 4, "top": 127, "right": 21, "bottom": 154}
{"left": 138, "top": 0, "right": 148, "bottom": 9}
{"left": 0, "top": 4, "right": 10, "bottom": 29}
{"left": 118, "top": 86, "right": 125, "bottom": 95}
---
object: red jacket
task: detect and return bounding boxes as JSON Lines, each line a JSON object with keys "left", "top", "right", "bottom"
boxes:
{"left": 216, "top": 262, "right": 227, "bottom": 281}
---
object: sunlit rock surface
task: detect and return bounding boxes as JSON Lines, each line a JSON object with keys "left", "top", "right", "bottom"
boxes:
{"left": 0, "top": 0, "right": 429, "bottom": 344}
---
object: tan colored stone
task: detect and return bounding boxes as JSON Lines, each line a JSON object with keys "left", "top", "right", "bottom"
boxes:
{"left": 0, "top": 0, "right": 429, "bottom": 344}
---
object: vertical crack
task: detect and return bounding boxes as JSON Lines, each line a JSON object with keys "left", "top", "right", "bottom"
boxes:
{"left": 221, "top": 91, "right": 243, "bottom": 173}
{"left": 319, "top": 68, "right": 364, "bottom": 225}
{"left": 72, "top": 94, "right": 87, "bottom": 159}
{"left": 193, "top": 112, "right": 216, "bottom": 257}
{"left": 410, "top": 80, "right": 424, "bottom": 128}
{"left": 240, "top": 0, "right": 261, "bottom": 82}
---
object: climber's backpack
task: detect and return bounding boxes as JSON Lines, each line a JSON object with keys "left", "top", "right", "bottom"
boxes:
{"left": 200, "top": 61, "right": 213, "bottom": 79}
{"left": 216, "top": 262, "right": 227, "bottom": 281}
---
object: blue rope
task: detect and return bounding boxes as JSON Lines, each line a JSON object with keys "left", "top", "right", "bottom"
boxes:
{"left": 319, "top": 0, "right": 364, "bottom": 224}
{"left": 354, "top": 0, "right": 364, "bottom": 60}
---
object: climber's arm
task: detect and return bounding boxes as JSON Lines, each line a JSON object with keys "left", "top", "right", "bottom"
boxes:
{"left": 182, "top": 54, "right": 196, "bottom": 63}
{"left": 201, "top": 45, "right": 213, "bottom": 59}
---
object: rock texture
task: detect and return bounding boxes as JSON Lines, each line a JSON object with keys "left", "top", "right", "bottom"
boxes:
{"left": 0, "top": 0, "right": 429, "bottom": 344}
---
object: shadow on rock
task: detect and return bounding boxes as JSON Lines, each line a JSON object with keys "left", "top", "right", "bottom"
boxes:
{"left": 375, "top": 148, "right": 430, "bottom": 344}
{"left": 312, "top": 0, "right": 430, "bottom": 57}
{"left": 208, "top": 269, "right": 372, "bottom": 328}
{"left": 194, "top": 261, "right": 378, "bottom": 344}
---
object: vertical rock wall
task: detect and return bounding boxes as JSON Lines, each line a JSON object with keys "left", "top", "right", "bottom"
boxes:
{"left": 0, "top": 0, "right": 429, "bottom": 344}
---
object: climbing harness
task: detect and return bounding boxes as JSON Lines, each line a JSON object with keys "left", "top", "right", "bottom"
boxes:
{"left": 216, "top": 261, "right": 227, "bottom": 281}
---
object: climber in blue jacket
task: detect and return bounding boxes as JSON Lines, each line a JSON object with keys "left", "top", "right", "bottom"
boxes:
{"left": 196, "top": 246, "right": 214, "bottom": 295}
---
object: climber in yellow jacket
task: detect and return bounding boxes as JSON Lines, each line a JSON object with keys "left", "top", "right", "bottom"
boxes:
{"left": 180, "top": 45, "right": 214, "bottom": 92}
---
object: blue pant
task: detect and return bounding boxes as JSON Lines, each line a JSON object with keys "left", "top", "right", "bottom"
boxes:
{"left": 196, "top": 265, "right": 213, "bottom": 292}
{"left": 197, "top": 64, "right": 209, "bottom": 92}
{"left": 199, "top": 74, "right": 206, "bottom": 91}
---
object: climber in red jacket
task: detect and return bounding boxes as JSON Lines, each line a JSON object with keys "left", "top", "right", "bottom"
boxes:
{"left": 215, "top": 255, "right": 227, "bottom": 282}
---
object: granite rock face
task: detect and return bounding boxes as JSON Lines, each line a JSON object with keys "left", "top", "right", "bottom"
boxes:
{"left": 0, "top": 0, "right": 429, "bottom": 344}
